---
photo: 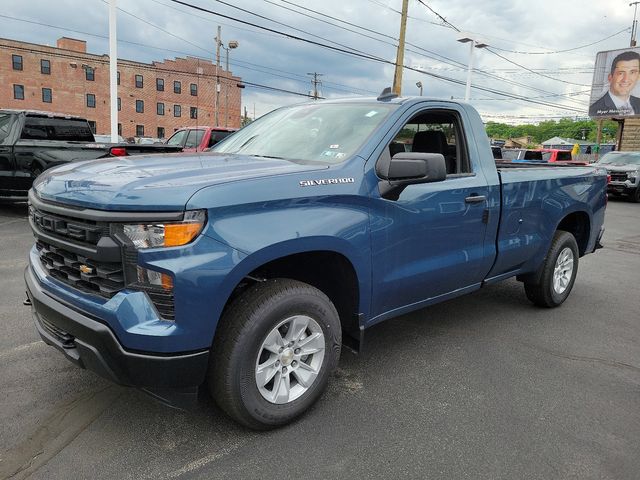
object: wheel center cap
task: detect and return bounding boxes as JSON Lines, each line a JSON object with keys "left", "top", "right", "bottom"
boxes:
{"left": 281, "top": 348, "right": 294, "bottom": 366}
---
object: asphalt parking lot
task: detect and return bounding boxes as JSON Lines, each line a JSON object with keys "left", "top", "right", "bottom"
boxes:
{"left": 0, "top": 199, "right": 638, "bottom": 480}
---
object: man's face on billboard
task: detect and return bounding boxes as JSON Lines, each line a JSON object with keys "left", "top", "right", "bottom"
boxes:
{"left": 608, "top": 59, "right": 640, "bottom": 97}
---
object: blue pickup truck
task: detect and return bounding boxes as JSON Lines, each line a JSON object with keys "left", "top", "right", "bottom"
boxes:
{"left": 25, "top": 95, "right": 607, "bottom": 429}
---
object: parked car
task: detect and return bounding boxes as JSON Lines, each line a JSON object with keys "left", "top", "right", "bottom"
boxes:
{"left": 0, "top": 110, "right": 184, "bottom": 201}
{"left": 135, "top": 137, "right": 162, "bottom": 145}
{"left": 25, "top": 96, "right": 606, "bottom": 429}
{"left": 166, "top": 126, "right": 237, "bottom": 152}
{"left": 512, "top": 148, "right": 574, "bottom": 163}
{"left": 501, "top": 148, "right": 526, "bottom": 161}
{"left": 596, "top": 151, "right": 640, "bottom": 202}
{"left": 94, "top": 134, "right": 126, "bottom": 143}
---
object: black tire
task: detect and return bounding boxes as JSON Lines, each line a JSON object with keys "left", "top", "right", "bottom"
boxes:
{"left": 209, "top": 278, "right": 341, "bottom": 430}
{"left": 629, "top": 187, "right": 640, "bottom": 203}
{"left": 524, "top": 230, "right": 579, "bottom": 308}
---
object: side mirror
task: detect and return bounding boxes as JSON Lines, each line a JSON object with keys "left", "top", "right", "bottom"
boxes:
{"left": 378, "top": 152, "right": 446, "bottom": 200}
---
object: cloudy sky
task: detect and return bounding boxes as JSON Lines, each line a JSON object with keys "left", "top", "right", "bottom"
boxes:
{"left": 0, "top": 0, "right": 635, "bottom": 123}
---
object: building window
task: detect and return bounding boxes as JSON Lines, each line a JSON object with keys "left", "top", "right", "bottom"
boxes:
{"left": 157, "top": 102, "right": 165, "bottom": 115}
{"left": 190, "top": 83, "right": 197, "bottom": 96}
{"left": 117, "top": 71, "right": 120, "bottom": 85}
{"left": 41, "top": 59, "right": 51, "bottom": 75}
{"left": 86, "top": 93, "right": 96, "bottom": 108}
{"left": 13, "top": 84, "right": 24, "bottom": 100}
{"left": 135, "top": 74, "right": 143, "bottom": 88}
{"left": 42, "top": 88, "right": 52, "bottom": 103}
{"left": 88, "top": 121, "right": 97, "bottom": 134}
{"left": 117, "top": 123, "right": 122, "bottom": 136}
{"left": 173, "top": 105, "right": 181, "bottom": 117}
{"left": 156, "top": 78, "right": 164, "bottom": 91}
{"left": 12, "top": 55, "right": 23, "bottom": 71}
{"left": 136, "top": 125, "right": 144, "bottom": 137}
{"left": 118, "top": 97, "right": 121, "bottom": 111}
{"left": 85, "top": 67, "right": 95, "bottom": 81}
{"left": 136, "top": 100, "right": 144, "bottom": 113}
{"left": 157, "top": 127, "right": 165, "bottom": 139}
{"left": 174, "top": 81, "right": 181, "bottom": 94}
{"left": 190, "top": 107, "right": 198, "bottom": 119}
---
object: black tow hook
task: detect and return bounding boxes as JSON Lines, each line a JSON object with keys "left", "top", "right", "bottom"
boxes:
{"left": 23, "top": 292, "right": 32, "bottom": 306}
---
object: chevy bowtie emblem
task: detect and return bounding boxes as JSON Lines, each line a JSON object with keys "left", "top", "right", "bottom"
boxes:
{"left": 79, "top": 265, "right": 94, "bottom": 274}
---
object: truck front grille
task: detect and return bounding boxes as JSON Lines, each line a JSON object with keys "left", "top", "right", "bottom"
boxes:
{"left": 36, "top": 241, "right": 124, "bottom": 298}
{"left": 610, "top": 173, "right": 628, "bottom": 182}
{"left": 29, "top": 206, "right": 109, "bottom": 246}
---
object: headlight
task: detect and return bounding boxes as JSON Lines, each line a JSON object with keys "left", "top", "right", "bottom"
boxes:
{"left": 629, "top": 173, "right": 637, "bottom": 182}
{"left": 122, "top": 210, "right": 206, "bottom": 249}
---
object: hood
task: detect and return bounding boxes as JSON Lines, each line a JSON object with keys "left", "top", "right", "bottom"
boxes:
{"left": 602, "top": 164, "right": 640, "bottom": 173}
{"left": 32, "top": 153, "right": 328, "bottom": 211}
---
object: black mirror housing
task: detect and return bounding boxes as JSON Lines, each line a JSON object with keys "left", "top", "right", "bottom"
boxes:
{"left": 378, "top": 152, "right": 446, "bottom": 200}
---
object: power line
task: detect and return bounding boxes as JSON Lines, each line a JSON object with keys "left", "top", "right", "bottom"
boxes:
{"left": 490, "top": 27, "right": 630, "bottom": 54}
{"left": 413, "top": 0, "right": 592, "bottom": 88}
{"left": 485, "top": 48, "right": 591, "bottom": 87}
{"left": 0, "top": 42, "right": 319, "bottom": 99}
{"left": 166, "top": 0, "right": 588, "bottom": 112}
{"left": 252, "top": 1, "right": 588, "bottom": 107}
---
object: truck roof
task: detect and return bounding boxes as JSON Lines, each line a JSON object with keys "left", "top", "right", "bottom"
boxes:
{"left": 0, "top": 109, "right": 85, "bottom": 120}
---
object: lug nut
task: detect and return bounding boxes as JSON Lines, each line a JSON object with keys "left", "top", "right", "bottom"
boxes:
{"left": 292, "top": 361, "right": 297, "bottom": 367}
{"left": 278, "top": 347, "right": 284, "bottom": 353}
{"left": 294, "top": 348, "right": 300, "bottom": 354}
{"left": 275, "top": 360, "right": 280, "bottom": 367}
{"left": 288, "top": 342, "right": 294, "bottom": 347}
{"left": 282, "top": 367, "right": 287, "bottom": 374}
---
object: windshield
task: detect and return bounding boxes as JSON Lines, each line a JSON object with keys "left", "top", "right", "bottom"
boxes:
{"left": 597, "top": 152, "right": 640, "bottom": 165}
{"left": 212, "top": 103, "right": 397, "bottom": 163}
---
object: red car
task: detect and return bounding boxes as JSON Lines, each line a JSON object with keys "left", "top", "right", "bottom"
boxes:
{"left": 166, "top": 126, "right": 237, "bottom": 153}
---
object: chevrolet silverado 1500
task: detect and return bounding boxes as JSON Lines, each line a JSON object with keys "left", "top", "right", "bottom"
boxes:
{"left": 25, "top": 94, "right": 607, "bottom": 429}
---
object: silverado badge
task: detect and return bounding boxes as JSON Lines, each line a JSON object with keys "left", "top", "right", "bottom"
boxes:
{"left": 299, "top": 177, "right": 355, "bottom": 187}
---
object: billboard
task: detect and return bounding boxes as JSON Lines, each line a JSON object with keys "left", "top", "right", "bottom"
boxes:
{"left": 589, "top": 47, "right": 640, "bottom": 118}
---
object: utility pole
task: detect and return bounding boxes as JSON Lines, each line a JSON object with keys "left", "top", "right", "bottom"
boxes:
{"left": 307, "top": 72, "right": 323, "bottom": 99}
{"left": 392, "top": 0, "right": 409, "bottom": 96}
{"left": 631, "top": 2, "right": 640, "bottom": 47}
{"left": 108, "top": 0, "right": 118, "bottom": 142}
{"left": 215, "top": 26, "right": 221, "bottom": 126}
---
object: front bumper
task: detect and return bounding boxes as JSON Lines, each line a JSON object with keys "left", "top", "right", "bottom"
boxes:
{"left": 607, "top": 181, "right": 638, "bottom": 194}
{"left": 25, "top": 265, "right": 209, "bottom": 395}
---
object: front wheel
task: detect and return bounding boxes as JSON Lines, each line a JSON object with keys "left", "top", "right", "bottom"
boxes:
{"left": 209, "top": 279, "right": 341, "bottom": 429}
{"left": 629, "top": 187, "right": 640, "bottom": 203}
{"left": 524, "top": 231, "right": 579, "bottom": 308}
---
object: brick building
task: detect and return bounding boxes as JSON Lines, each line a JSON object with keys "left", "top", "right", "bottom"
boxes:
{"left": 0, "top": 37, "right": 242, "bottom": 139}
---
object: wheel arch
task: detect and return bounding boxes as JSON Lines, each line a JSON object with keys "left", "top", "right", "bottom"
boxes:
{"left": 556, "top": 210, "right": 591, "bottom": 256}
{"left": 213, "top": 237, "right": 368, "bottom": 345}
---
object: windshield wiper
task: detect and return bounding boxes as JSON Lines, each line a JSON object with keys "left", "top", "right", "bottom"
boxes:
{"left": 251, "top": 154, "right": 287, "bottom": 160}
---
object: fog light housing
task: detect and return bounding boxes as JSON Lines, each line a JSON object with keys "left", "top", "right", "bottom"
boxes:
{"left": 137, "top": 266, "right": 173, "bottom": 290}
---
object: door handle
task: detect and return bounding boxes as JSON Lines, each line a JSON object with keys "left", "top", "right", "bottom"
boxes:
{"left": 465, "top": 195, "right": 486, "bottom": 204}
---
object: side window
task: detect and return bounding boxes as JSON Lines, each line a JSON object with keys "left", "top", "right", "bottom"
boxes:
{"left": 557, "top": 151, "right": 572, "bottom": 161}
{"left": 382, "top": 110, "right": 471, "bottom": 176}
{"left": 166, "top": 129, "right": 187, "bottom": 146}
{"left": 184, "top": 129, "right": 205, "bottom": 148}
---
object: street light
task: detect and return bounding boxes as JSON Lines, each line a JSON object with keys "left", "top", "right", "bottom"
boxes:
{"left": 221, "top": 40, "right": 239, "bottom": 128}
{"left": 457, "top": 33, "right": 488, "bottom": 102}
{"left": 416, "top": 81, "right": 423, "bottom": 96}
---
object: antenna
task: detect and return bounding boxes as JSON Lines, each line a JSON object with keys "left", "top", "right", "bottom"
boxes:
{"left": 377, "top": 87, "right": 398, "bottom": 101}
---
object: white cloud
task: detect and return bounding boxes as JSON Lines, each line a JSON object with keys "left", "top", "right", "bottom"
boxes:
{"left": 0, "top": 0, "right": 634, "bottom": 122}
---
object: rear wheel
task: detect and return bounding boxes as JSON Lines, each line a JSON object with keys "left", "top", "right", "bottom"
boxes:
{"left": 524, "top": 231, "right": 579, "bottom": 308}
{"left": 629, "top": 187, "right": 640, "bottom": 203}
{"left": 209, "top": 279, "right": 341, "bottom": 429}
